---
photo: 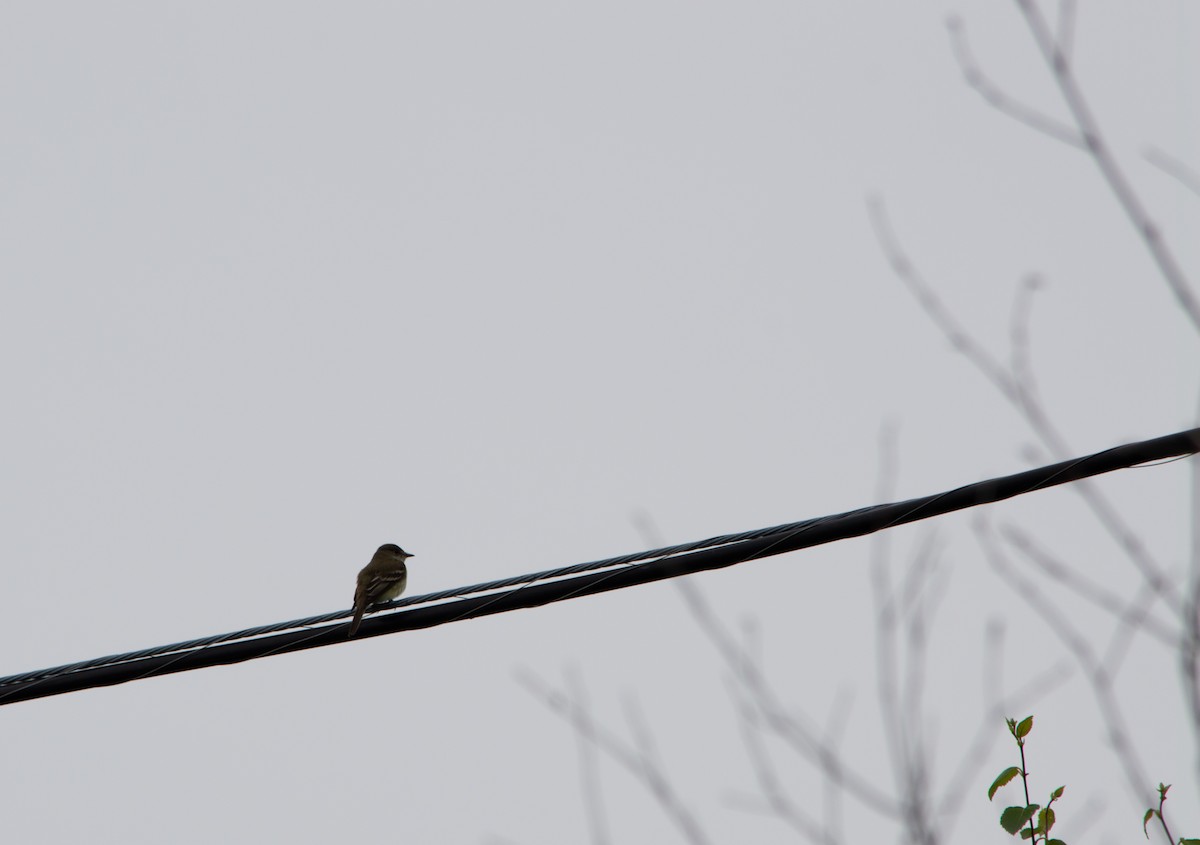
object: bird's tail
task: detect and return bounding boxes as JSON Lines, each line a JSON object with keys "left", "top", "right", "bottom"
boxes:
{"left": 349, "top": 605, "right": 364, "bottom": 638}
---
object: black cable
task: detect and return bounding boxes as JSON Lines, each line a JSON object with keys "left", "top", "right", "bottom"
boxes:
{"left": 0, "top": 510, "right": 851, "bottom": 687}
{"left": 2, "top": 427, "right": 1196, "bottom": 707}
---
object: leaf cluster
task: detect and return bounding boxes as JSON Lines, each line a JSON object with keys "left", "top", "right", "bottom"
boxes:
{"left": 987, "top": 716, "right": 1066, "bottom": 844}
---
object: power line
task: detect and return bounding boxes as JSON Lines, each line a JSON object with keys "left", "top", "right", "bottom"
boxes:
{"left": 2, "top": 427, "right": 1196, "bottom": 708}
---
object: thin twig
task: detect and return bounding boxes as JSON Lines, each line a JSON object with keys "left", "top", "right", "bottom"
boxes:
{"left": 998, "top": 524, "right": 1178, "bottom": 648}
{"left": 821, "top": 686, "right": 852, "bottom": 845}
{"left": 1186, "top": 396, "right": 1200, "bottom": 783}
{"left": 1011, "top": 0, "right": 1200, "bottom": 332}
{"left": 869, "top": 427, "right": 938, "bottom": 845}
{"left": 517, "top": 670, "right": 716, "bottom": 845}
{"left": 898, "top": 536, "right": 943, "bottom": 845}
{"left": 675, "top": 577, "right": 899, "bottom": 818}
{"left": 869, "top": 197, "right": 1182, "bottom": 616}
{"left": 935, "top": 620, "right": 1073, "bottom": 826}
{"left": 974, "top": 516, "right": 1155, "bottom": 806}
{"left": 1007, "top": 274, "right": 1045, "bottom": 419}
{"left": 566, "top": 668, "right": 612, "bottom": 845}
{"left": 1144, "top": 147, "right": 1200, "bottom": 199}
{"left": 726, "top": 677, "right": 834, "bottom": 844}
{"left": 638, "top": 510, "right": 899, "bottom": 821}
{"left": 1054, "top": 0, "right": 1077, "bottom": 66}
{"left": 945, "top": 16, "right": 1084, "bottom": 149}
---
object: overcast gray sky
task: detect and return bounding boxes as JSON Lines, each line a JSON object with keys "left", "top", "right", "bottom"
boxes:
{"left": 2, "top": 2, "right": 1197, "bottom": 843}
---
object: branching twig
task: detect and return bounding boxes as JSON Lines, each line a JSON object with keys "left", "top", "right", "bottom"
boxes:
{"left": 1007, "top": 275, "right": 1045, "bottom": 419}
{"left": 869, "top": 197, "right": 1182, "bottom": 617}
{"left": 518, "top": 670, "right": 715, "bottom": 845}
{"left": 935, "top": 621, "right": 1073, "bottom": 825}
{"left": 725, "top": 677, "right": 835, "bottom": 844}
{"left": 998, "top": 524, "right": 1178, "bottom": 649}
{"left": 873, "top": 525, "right": 942, "bottom": 845}
{"left": 1185, "top": 398, "right": 1200, "bottom": 782}
{"left": 1010, "top": 0, "right": 1200, "bottom": 332}
{"left": 638, "top": 511, "right": 897, "bottom": 823}
{"left": 1054, "top": 0, "right": 1077, "bottom": 66}
{"left": 674, "top": 576, "right": 899, "bottom": 819}
{"left": 566, "top": 669, "right": 612, "bottom": 845}
{"left": 945, "top": 16, "right": 1084, "bottom": 149}
{"left": 974, "top": 516, "right": 1154, "bottom": 806}
{"left": 1144, "top": 147, "right": 1200, "bottom": 199}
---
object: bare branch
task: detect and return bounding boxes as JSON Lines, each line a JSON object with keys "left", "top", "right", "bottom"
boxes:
{"left": 870, "top": 427, "right": 905, "bottom": 798}
{"left": 624, "top": 696, "right": 665, "bottom": 779}
{"left": 566, "top": 669, "right": 612, "bottom": 845}
{"left": 725, "top": 678, "right": 835, "bottom": 844}
{"left": 1010, "top": 0, "right": 1200, "bottom": 333}
{"left": 945, "top": 16, "right": 1084, "bottom": 149}
{"left": 517, "top": 670, "right": 715, "bottom": 845}
{"left": 635, "top": 510, "right": 899, "bottom": 823}
{"left": 998, "top": 524, "right": 1178, "bottom": 648}
{"left": 674, "top": 577, "right": 899, "bottom": 818}
{"left": 1007, "top": 274, "right": 1045, "bottom": 418}
{"left": 1186, "top": 397, "right": 1200, "bottom": 783}
{"left": 974, "top": 516, "right": 1155, "bottom": 805}
{"left": 867, "top": 198, "right": 1016, "bottom": 400}
{"left": 1054, "top": 0, "right": 1078, "bottom": 66}
{"left": 870, "top": 197, "right": 1182, "bottom": 616}
{"left": 868, "top": 429, "right": 939, "bottom": 845}
{"left": 820, "top": 687, "right": 852, "bottom": 845}
{"left": 897, "top": 536, "right": 944, "bottom": 845}
{"left": 935, "top": 621, "right": 1072, "bottom": 825}
{"left": 1000, "top": 520, "right": 1177, "bottom": 687}
{"left": 1144, "top": 147, "right": 1200, "bottom": 199}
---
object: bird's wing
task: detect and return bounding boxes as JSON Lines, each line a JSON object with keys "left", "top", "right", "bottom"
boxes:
{"left": 362, "top": 569, "right": 407, "bottom": 604}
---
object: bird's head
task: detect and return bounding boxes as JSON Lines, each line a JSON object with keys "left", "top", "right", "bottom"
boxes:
{"left": 378, "top": 543, "right": 413, "bottom": 560}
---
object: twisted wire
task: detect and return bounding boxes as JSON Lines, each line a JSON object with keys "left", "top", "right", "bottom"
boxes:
{"left": 0, "top": 514, "right": 841, "bottom": 689}
{"left": 0, "top": 427, "right": 1195, "bottom": 705}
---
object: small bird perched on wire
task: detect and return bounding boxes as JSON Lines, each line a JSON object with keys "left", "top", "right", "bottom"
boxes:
{"left": 349, "top": 543, "right": 414, "bottom": 637}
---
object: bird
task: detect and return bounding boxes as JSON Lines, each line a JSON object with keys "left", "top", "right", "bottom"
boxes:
{"left": 349, "top": 544, "right": 414, "bottom": 637}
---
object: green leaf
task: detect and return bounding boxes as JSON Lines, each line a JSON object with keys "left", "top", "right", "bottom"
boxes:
{"left": 1178, "top": 839, "right": 1200, "bottom": 845}
{"left": 1144, "top": 809, "right": 1157, "bottom": 837}
{"left": 1020, "top": 829, "right": 1034, "bottom": 840}
{"left": 1051, "top": 785, "right": 1065, "bottom": 800}
{"left": 1046, "top": 840, "right": 1068, "bottom": 845}
{"left": 1001, "top": 804, "right": 1039, "bottom": 835}
{"left": 1016, "top": 716, "right": 1034, "bottom": 738}
{"left": 1038, "top": 806, "right": 1056, "bottom": 834}
{"left": 990, "top": 767, "right": 1022, "bottom": 800}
